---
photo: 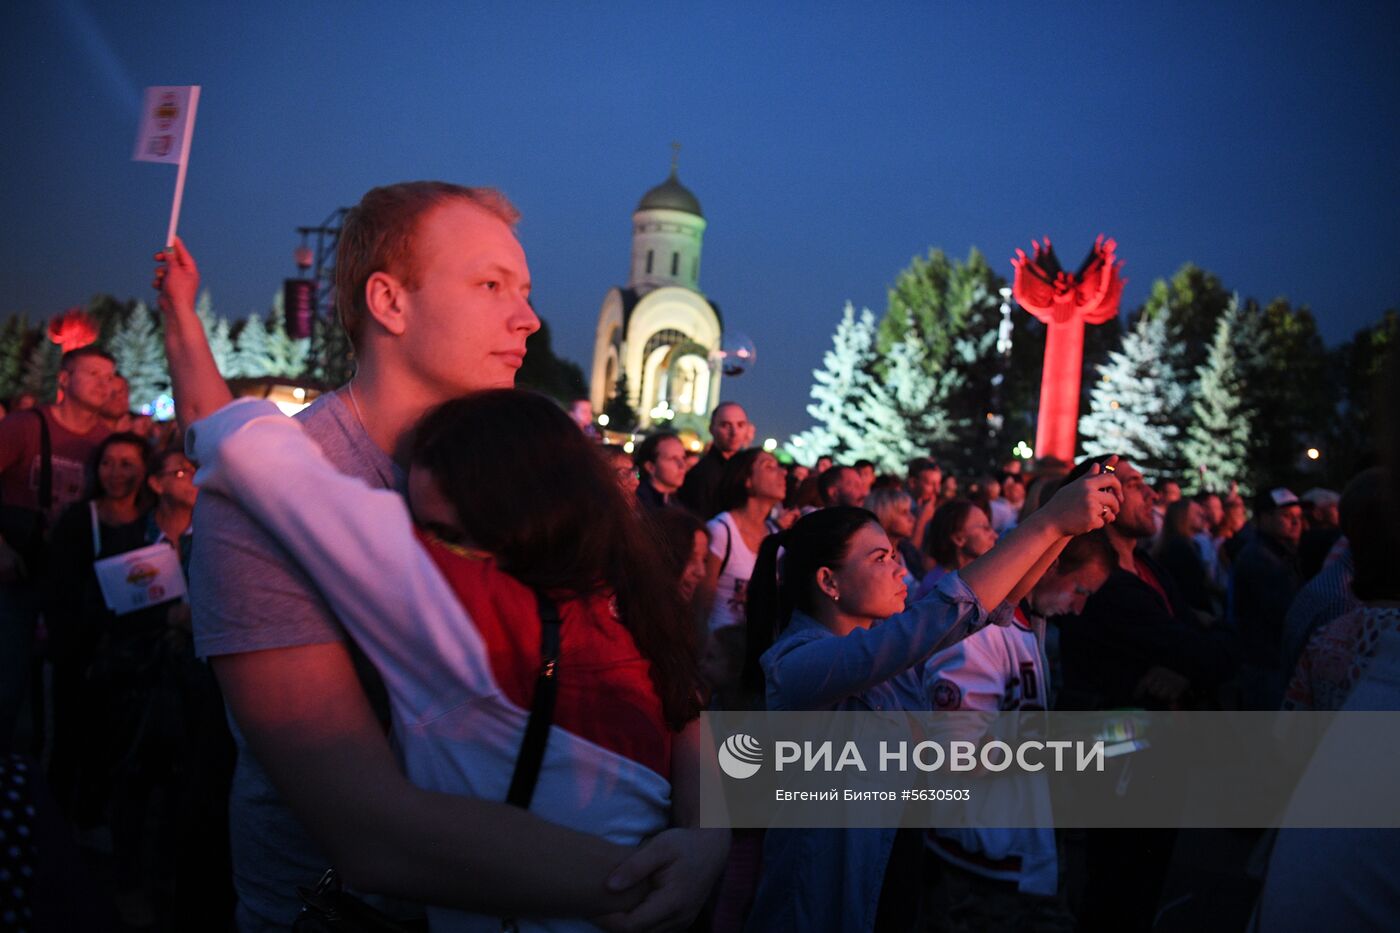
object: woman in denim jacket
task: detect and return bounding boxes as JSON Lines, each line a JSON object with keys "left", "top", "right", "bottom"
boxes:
{"left": 740, "top": 465, "right": 1121, "bottom": 933}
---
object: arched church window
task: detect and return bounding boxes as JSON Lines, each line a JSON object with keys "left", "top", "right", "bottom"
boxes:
{"left": 671, "top": 252, "right": 679, "bottom": 276}
{"left": 646, "top": 250, "right": 654, "bottom": 274}
{"left": 641, "top": 329, "right": 689, "bottom": 359}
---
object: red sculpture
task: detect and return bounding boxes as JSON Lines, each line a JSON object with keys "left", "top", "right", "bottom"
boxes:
{"left": 47, "top": 307, "right": 99, "bottom": 354}
{"left": 1011, "top": 235, "right": 1125, "bottom": 464}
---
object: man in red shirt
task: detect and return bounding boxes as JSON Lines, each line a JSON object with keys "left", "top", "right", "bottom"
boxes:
{"left": 0, "top": 345, "right": 116, "bottom": 751}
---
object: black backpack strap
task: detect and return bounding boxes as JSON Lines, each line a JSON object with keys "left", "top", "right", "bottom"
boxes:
{"left": 34, "top": 409, "right": 52, "bottom": 512}
{"left": 718, "top": 517, "right": 733, "bottom": 576}
{"left": 506, "top": 589, "right": 562, "bottom": 809}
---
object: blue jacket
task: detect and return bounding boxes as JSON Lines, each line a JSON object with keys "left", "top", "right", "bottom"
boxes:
{"left": 745, "top": 573, "right": 991, "bottom": 933}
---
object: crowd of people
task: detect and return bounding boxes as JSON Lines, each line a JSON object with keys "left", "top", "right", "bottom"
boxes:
{"left": 0, "top": 178, "right": 1396, "bottom": 933}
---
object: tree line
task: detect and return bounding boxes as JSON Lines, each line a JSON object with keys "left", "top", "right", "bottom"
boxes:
{"left": 0, "top": 292, "right": 585, "bottom": 411}
{"left": 793, "top": 252, "right": 1397, "bottom": 493}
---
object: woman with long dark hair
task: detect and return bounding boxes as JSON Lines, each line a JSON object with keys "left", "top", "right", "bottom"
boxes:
{"left": 189, "top": 389, "right": 726, "bottom": 932}
{"left": 704, "top": 448, "right": 787, "bottom": 633}
{"left": 700, "top": 449, "right": 787, "bottom": 708}
{"left": 739, "top": 465, "right": 1121, "bottom": 933}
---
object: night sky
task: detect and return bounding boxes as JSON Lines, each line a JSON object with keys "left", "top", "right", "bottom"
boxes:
{"left": 4, "top": 0, "right": 1398, "bottom": 442}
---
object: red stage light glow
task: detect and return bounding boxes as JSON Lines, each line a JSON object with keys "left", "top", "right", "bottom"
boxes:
{"left": 46, "top": 307, "right": 99, "bottom": 354}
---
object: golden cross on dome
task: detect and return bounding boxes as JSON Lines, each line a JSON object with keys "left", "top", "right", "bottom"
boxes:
{"left": 670, "top": 140, "right": 681, "bottom": 176}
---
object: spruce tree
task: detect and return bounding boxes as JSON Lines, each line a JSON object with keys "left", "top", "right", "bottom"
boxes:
{"left": 19, "top": 339, "right": 60, "bottom": 402}
{"left": 0, "top": 315, "right": 29, "bottom": 399}
{"left": 602, "top": 373, "right": 638, "bottom": 433}
{"left": 265, "top": 292, "right": 310, "bottom": 378}
{"left": 108, "top": 301, "right": 170, "bottom": 411}
{"left": 1327, "top": 310, "right": 1399, "bottom": 483}
{"left": 86, "top": 295, "right": 130, "bottom": 349}
{"left": 874, "top": 247, "right": 1036, "bottom": 470}
{"left": 1182, "top": 299, "right": 1252, "bottom": 494}
{"left": 307, "top": 311, "right": 356, "bottom": 386}
{"left": 233, "top": 312, "right": 273, "bottom": 378}
{"left": 196, "top": 290, "right": 236, "bottom": 377}
{"left": 857, "top": 333, "right": 961, "bottom": 472}
{"left": 1140, "top": 263, "right": 1233, "bottom": 374}
{"left": 790, "top": 303, "right": 880, "bottom": 464}
{"left": 1079, "top": 309, "right": 1187, "bottom": 481}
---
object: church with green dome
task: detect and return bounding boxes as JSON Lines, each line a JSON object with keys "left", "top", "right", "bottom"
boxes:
{"left": 589, "top": 149, "right": 724, "bottom": 432}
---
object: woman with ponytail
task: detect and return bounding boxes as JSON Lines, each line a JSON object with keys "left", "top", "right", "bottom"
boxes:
{"left": 741, "top": 464, "right": 1123, "bottom": 933}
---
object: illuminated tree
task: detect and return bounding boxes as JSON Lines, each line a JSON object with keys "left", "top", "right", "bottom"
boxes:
{"left": 877, "top": 247, "right": 1040, "bottom": 468}
{"left": 1141, "top": 263, "right": 1233, "bottom": 374}
{"left": 307, "top": 310, "right": 356, "bottom": 386}
{"left": 232, "top": 312, "right": 272, "bottom": 378}
{"left": 1079, "top": 308, "right": 1186, "bottom": 481}
{"left": 265, "top": 292, "right": 310, "bottom": 378}
{"left": 109, "top": 301, "right": 170, "bottom": 410}
{"left": 790, "top": 303, "right": 880, "bottom": 464}
{"left": 1181, "top": 299, "right": 1251, "bottom": 494}
{"left": 857, "top": 333, "right": 961, "bottom": 472}
{"left": 196, "top": 290, "right": 236, "bottom": 376}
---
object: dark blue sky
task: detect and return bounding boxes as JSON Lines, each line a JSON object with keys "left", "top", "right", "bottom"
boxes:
{"left": 3, "top": 0, "right": 1397, "bottom": 441}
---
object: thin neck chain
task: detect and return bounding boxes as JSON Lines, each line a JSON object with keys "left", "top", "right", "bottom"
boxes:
{"left": 345, "top": 381, "right": 367, "bottom": 431}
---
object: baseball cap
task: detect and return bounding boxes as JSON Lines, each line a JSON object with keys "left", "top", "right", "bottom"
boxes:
{"left": 1300, "top": 488, "right": 1340, "bottom": 508}
{"left": 1253, "top": 487, "right": 1301, "bottom": 514}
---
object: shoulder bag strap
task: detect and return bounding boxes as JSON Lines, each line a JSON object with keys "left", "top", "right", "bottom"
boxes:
{"left": 718, "top": 516, "right": 733, "bottom": 575}
{"left": 506, "top": 589, "right": 562, "bottom": 809}
{"left": 35, "top": 409, "right": 52, "bottom": 513}
{"left": 89, "top": 501, "right": 103, "bottom": 556}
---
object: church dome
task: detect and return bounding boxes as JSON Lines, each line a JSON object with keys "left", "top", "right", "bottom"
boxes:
{"left": 637, "top": 171, "right": 703, "bottom": 217}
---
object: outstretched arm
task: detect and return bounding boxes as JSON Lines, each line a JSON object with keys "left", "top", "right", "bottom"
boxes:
{"left": 959, "top": 461, "right": 1120, "bottom": 610}
{"left": 765, "top": 572, "right": 992, "bottom": 710}
{"left": 152, "top": 237, "right": 233, "bottom": 431}
{"left": 1007, "top": 536, "right": 1072, "bottom": 607}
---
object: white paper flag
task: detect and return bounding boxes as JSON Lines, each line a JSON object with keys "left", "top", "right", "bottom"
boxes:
{"left": 92, "top": 542, "right": 187, "bottom": 615}
{"left": 133, "top": 86, "right": 198, "bottom": 164}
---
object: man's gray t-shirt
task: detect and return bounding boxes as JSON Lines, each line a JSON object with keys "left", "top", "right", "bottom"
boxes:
{"left": 190, "top": 391, "right": 401, "bottom": 932}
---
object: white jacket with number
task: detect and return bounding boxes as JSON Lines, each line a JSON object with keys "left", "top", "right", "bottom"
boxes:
{"left": 922, "top": 606, "right": 1057, "bottom": 896}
